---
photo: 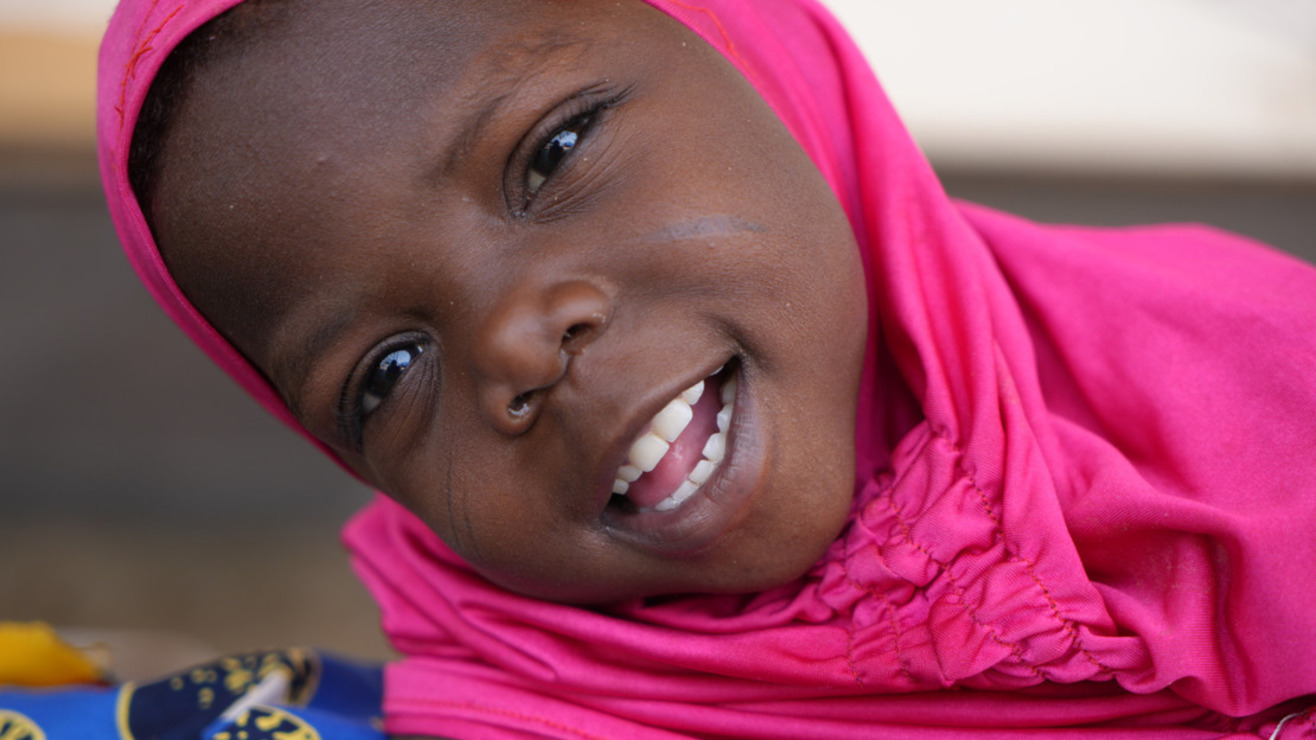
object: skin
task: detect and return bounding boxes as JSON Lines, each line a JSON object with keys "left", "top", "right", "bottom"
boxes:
{"left": 151, "top": 0, "right": 868, "bottom": 604}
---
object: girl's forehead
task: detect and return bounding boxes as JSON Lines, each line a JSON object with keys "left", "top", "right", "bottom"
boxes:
{"left": 237, "top": 0, "right": 607, "bottom": 75}
{"left": 160, "top": 0, "right": 677, "bottom": 217}
{"left": 157, "top": 0, "right": 661, "bottom": 231}
{"left": 178, "top": 0, "right": 632, "bottom": 156}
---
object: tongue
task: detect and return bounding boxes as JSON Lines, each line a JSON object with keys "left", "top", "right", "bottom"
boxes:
{"left": 624, "top": 378, "right": 723, "bottom": 510}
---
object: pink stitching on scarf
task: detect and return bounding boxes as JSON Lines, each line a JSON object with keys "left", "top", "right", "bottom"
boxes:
{"left": 842, "top": 624, "right": 866, "bottom": 687}
{"left": 889, "top": 501, "right": 1045, "bottom": 680}
{"left": 870, "top": 428, "right": 1050, "bottom": 682}
{"left": 939, "top": 437, "right": 1004, "bottom": 532}
{"left": 1016, "top": 557, "right": 1116, "bottom": 676}
{"left": 394, "top": 698, "right": 615, "bottom": 740}
{"left": 117, "top": 0, "right": 183, "bottom": 132}
{"left": 939, "top": 561, "right": 1045, "bottom": 680}
{"left": 837, "top": 533, "right": 917, "bottom": 684}
{"left": 876, "top": 590, "right": 915, "bottom": 682}
{"left": 933, "top": 431, "right": 1115, "bottom": 678}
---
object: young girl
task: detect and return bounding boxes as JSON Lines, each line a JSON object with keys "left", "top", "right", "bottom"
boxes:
{"left": 94, "top": 0, "right": 1316, "bottom": 736}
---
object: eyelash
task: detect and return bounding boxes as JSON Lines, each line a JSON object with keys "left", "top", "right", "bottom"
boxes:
{"left": 527, "top": 110, "right": 592, "bottom": 196}
{"left": 336, "top": 336, "right": 428, "bottom": 450}
{"left": 511, "top": 87, "right": 628, "bottom": 216}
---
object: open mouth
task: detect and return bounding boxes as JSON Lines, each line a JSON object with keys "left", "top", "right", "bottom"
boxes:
{"left": 607, "top": 362, "right": 738, "bottom": 514}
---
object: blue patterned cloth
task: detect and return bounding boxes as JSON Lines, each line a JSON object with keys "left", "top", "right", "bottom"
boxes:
{"left": 0, "top": 648, "right": 384, "bottom": 739}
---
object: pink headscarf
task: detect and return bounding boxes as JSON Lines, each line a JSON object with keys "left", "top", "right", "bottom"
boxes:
{"left": 99, "top": 0, "right": 1316, "bottom": 737}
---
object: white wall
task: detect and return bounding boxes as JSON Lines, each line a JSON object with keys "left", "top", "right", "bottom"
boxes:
{"left": 0, "top": 0, "right": 114, "bottom": 32}
{"left": 823, "top": 0, "right": 1316, "bottom": 177}
{"left": 4, "top": 0, "right": 1314, "bottom": 176}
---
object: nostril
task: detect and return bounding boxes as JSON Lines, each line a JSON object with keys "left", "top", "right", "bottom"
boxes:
{"left": 478, "top": 281, "right": 611, "bottom": 434}
{"left": 508, "top": 392, "right": 533, "bottom": 418}
{"left": 561, "top": 321, "right": 596, "bottom": 354}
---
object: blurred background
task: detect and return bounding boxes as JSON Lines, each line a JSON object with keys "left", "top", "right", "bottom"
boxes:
{"left": 2, "top": 0, "right": 1314, "bottom": 679}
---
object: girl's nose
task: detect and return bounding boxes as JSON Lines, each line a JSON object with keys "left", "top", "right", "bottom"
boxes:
{"left": 474, "top": 279, "right": 612, "bottom": 435}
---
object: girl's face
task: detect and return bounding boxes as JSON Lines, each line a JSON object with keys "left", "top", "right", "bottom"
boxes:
{"left": 153, "top": 0, "right": 868, "bottom": 603}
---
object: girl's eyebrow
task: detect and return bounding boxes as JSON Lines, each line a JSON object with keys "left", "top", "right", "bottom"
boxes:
{"left": 269, "top": 302, "right": 361, "bottom": 415}
{"left": 433, "top": 31, "right": 596, "bottom": 180}
{"left": 440, "top": 91, "right": 513, "bottom": 179}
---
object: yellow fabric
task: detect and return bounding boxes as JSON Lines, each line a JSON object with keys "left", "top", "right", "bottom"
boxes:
{"left": 0, "top": 622, "right": 106, "bottom": 687}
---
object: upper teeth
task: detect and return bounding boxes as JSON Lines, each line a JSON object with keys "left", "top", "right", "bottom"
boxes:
{"left": 611, "top": 372, "right": 737, "bottom": 512}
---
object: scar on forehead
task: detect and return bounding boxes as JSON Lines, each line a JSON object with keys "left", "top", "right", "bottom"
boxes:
{"left": 643, "top": 215, "right": 768, "bottom": 243}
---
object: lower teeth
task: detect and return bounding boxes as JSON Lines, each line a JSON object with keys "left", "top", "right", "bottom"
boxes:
{"left": 614, "top": 372, "right": 737, "bottom": 512}
{"left": 655, "top": 479, "right": 701, "bottom": 512}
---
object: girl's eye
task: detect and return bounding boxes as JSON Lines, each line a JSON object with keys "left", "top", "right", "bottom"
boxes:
{"left": 360, "top": 343, "right": 423, "bottom": 417}
{"left": 527, "top": 112, "right": 592, "bottom": 195}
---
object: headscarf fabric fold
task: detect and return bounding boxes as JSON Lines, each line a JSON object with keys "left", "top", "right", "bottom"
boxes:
{"left": 98, "top": 0, "right": 1316, "bottom": 737}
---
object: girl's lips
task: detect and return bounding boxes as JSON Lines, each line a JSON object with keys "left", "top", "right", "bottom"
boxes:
{"left": 599, "top": 361, "right": 765, "bottom": 556}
